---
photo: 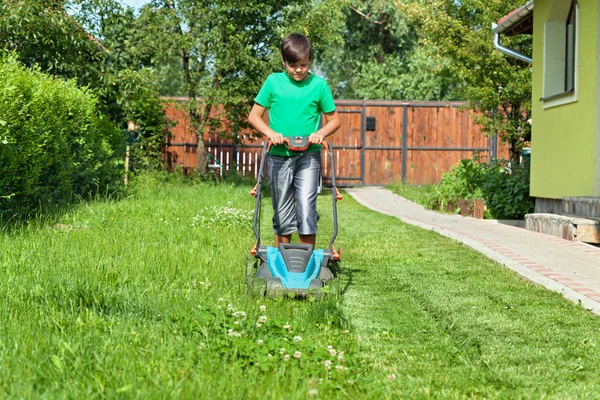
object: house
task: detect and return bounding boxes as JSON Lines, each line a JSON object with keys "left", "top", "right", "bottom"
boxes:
{"left": 493, "top": 0, "right": 600, "bottom": 243}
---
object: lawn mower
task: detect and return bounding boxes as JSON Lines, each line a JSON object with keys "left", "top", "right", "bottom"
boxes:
{"left": 247, "top": 136, "right": 342, "bottom": 297}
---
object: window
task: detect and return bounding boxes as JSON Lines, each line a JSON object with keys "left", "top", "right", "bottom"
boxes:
{"left": 542, "top": 0, "right": 579, "bottom": 108}
{"left": 565, "top": 1, "right": 576, "bottom": 92}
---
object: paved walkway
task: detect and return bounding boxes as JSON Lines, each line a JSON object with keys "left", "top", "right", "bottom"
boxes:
{"left": 346, "top": 187, "right": 600, "bottom": 316}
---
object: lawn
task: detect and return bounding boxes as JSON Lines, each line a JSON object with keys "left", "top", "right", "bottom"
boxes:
{"left": 1, "top": 174, "right": 600, "bottom": 399}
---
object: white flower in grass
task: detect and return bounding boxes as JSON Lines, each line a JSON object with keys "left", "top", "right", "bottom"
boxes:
{"left": 267, "top": 353, "right": 272, "bottom": 358}
{"left": 259, "top": 305, "right": 267, "bottom": 313}
{"left": 293, "top": 351, "right": 301, "bottom": 359}
{"left": 232, "top": 311, "right": 247, "bottom": 320}
{"left": 218, "top": 298, "right": 224, "bottom": 302}
{"left": 234, "top": 321, "right": 240, "bottom": 326}
{"left": 347, "top": 380, "right": 354, "bottom": 385}
{"left": 323, "top": 360, "right": 332, "bottom": 370}
{"left": 335, "top": 365, "right": 346, "bottom": 372}
{"left": 293, "top": 336, "right": 302, "bottom": 342}
{"left": 256, "top": 322, "right": 263, "bottom": 328}
{"left": 387, "top": 374, "right": 396, "bottom": 381}
{"left": 256, "top": 339, "right": 264, "bottom": 346}
{"left": 327, "top": 346, "right": 337, "bottom": 356}
{"left": 199, "top": 343, "right": 205, "bottom": 350}
{"left": 338, "top": 351, "right": 345, "bottom": 363}
{"left": 308, "top": 389, "right": 318, "bottom": 398}
{"left": 343, "top": 329, "right": 350, "bottom": 334}
{"left": 258, "top": 315, "right": 268, "bottom": 324}
{"left": 279, "top": 348, "right": 286, "bottom": 355}
{"left": 227, "top": 304, "right": 234, "bottom": 312}
{"left": 283, "top": 355, "right": 290, "bottom": 361}
{"left": 283, "top": 323, "right": 291, "bottom": 330}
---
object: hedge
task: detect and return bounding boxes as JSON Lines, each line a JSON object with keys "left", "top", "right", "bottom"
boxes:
{"left": 0, "top": 54, "right": 124, "bottom": 217}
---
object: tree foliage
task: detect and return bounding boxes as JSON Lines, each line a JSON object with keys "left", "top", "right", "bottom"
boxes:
{"left": 124, "top": 0, "right": 318, "bottom": 173}
{"left": 406, "top": 0, "right": 532, "bottom": 161}
{"left": 308, "top": 0, "right": 463, "bottom": 100}
{"left": 0, "top": 0, "right": 108, "bottom": 89}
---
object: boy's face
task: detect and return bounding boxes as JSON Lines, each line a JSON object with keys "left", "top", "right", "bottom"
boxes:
{"left": 283, "top": 56, "right": 310, "bottom": 81}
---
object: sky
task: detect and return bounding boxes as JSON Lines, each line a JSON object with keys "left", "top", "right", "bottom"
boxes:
{"left": 119, "top": 0, "right": 149, "bottom": 10}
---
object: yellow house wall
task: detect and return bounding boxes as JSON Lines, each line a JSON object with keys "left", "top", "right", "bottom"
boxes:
{"left": 531, "top": 0, "right": 598, "bottom": 198}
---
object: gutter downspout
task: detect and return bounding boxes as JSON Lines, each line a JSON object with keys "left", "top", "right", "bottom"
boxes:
{"left": 492, "top": 23, "right": 532, "bottom": 64}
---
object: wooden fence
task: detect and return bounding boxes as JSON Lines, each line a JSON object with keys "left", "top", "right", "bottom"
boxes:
{"left": 163, "top": 99, "right": 509, "bottom": 186}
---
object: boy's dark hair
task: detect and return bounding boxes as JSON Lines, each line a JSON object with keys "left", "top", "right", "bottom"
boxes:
{"left": 280, "top": 34, "right": 312, "bottom": 63}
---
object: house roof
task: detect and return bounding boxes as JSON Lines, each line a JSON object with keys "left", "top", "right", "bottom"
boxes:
{"left": 493, "top": 1, "right": 534, "bottom": 36}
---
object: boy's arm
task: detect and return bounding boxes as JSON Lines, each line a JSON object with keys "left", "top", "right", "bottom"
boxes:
{"left": 309, "top": 110, "right": 341, "bottom": 144}
{"left": 248, "top": 103, "right": 285, "bottom": 145}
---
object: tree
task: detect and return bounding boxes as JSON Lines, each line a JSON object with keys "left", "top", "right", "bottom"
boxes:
{"left": 0, "top": 0, "right": 109, "bottom": 89}
{"left": 297, "top": 0, "right": 463, "bottom": 101}
{"left": 123, "top": 0, "right": 309, "bottom": 174}
{"left": 406, "top": 0, "right": 532, "bottom": 162}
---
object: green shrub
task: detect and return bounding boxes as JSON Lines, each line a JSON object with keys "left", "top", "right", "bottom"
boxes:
{"left": 0, "top": 54, "right": 124, "bottom": 217}
{"left": 430, "top": 156, "right": 534, "bottom": 219}
{"left": 480, "top": 159, "right": 535, "bottom": 219}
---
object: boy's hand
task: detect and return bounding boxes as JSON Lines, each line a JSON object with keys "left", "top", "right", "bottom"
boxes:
{"left": 267, "top": 132, "right": 285, "bottom": 145}
{"left": 308, "top": 132, "right": 325, "bottom": 144}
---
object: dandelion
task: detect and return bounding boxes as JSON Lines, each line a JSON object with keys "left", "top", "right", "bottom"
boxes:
{"left": 256, "top": 339, "right": 264, "bottom": 346}
{"left": 293, "top": 336, "right": 302, "bottom": 342}
{"left": 323, "top": 360, "right": 332, "bottom": 370}
{"left": 293, "top": 351, "right": 301, "bottom": 359}
{"left": 283, "top": 355, "right": 290, "bottom": 361}
{"left": 259, "top": 305, "right": 267, "bottom": 313}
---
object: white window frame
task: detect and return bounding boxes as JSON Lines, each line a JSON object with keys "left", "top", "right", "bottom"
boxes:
{"left": 541, "top": 0, "right": 579, "bottom": 109}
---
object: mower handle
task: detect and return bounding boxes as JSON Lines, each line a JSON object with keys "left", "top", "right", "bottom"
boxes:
{"left": 250, "top": 138, "right": 341, "bottom": 261}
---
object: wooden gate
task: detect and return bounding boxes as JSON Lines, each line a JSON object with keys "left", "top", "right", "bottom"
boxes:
{"left": 163, "top": 99, "right": 509, "bottom": 186}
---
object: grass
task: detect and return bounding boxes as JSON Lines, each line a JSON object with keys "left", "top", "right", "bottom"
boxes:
{"left": 2, "top": 174, "right": 600, "bottom": 398}
{"left": 386, "top": 183, "right": 436, "bottom": 209}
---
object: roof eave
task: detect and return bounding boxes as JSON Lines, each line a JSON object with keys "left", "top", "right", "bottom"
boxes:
{"left": 493, "top": 1, "right": 534, "bottom": 36}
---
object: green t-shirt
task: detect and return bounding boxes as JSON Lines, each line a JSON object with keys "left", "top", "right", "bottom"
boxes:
{"left": 254, "top": 72, "right": 336, "bottom": 156}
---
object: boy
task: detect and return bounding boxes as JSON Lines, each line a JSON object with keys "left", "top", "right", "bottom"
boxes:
{"left": 248, "top": 33, "right": 340, "bottom": 247}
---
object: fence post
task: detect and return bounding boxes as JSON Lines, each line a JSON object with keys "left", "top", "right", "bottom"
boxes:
{"left": 401, "top": 105, "right": 408, "bottom": 184}
{"left": 360, "top": 101, "right": 366, "bottom": 186}
{"left": 491, "top": 132, "right": 498, "bottom": 160}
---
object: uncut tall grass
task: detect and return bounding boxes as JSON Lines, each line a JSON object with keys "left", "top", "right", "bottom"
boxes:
{"left": 0, "top": 175, "right": 361, "bottom": 398}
